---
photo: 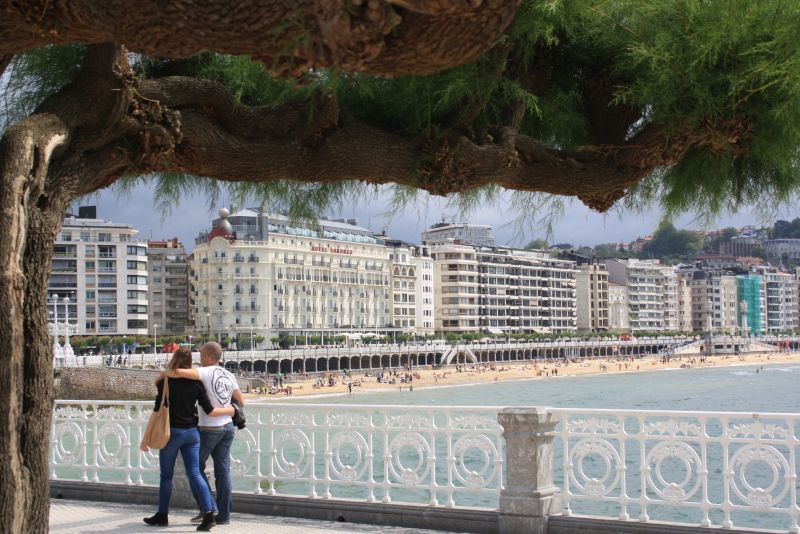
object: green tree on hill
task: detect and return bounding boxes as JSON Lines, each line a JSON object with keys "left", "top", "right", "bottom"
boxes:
{"left": 641, "top": 222, "right": 703, "bottom": 262}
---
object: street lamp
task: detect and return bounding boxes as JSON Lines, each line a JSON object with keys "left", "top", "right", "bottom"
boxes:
{"left": 62, "top": 296, "right": 74, "bottom": 358}
{"left": 206, "top": 313, "right": 211, "bottom": 342}
{"left": 153, "top": 323, "right": 159, "bottom": 356}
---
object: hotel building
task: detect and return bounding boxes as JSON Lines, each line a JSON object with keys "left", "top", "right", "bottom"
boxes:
{"left": 430, "top": 242, "right": 577, "bottom": 334}
{"left": 49, "top": 206, "right": 149, "bottom": 336}
{"left": 190, "top": 209, "right": 432, "bottom": 344}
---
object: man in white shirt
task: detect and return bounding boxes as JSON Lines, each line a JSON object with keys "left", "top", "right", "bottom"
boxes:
{"left": 167, "top": 342, "right": 243, "bottom": 525}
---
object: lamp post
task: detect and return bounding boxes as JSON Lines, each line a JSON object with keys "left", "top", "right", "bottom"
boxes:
{"left": 50, "top": 294, "right": 62, "bottom": 362}
{"left": 62, "top": 296, "right": 74, "bottom": 358}
{"left": 153, "top": 323, "right": 159, "bottom": 356}
{"left": 206, "top": 313, "right": 211, "bottom": 342}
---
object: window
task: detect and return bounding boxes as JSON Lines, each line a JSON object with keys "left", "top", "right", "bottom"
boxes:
{"left": 85, "top": 290, "right": 95, "bottom": 300}
{"left": 127, "top": 290, "right": 148, "bottom": 300}
{"left": 127, "top": 319, "right": 148, "bottom": 329}
{"left": 85, "top": 261, "right": 95, "bottom": 270}
{"left": 98, "top": 232, "right": 112, "bottom": 242}
{"left": 127, "top": 275, "right": 147, "bottom": 285}
{"left": 127, "top": 304, "right": 148, "bottom": 314}
{"left": 127, "top": 245, "right": 146, "bottom": 256}
{"left": 127, "top": 260, "right": 146, "bottom": 270}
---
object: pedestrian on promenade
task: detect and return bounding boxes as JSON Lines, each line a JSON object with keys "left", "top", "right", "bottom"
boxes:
{"left": 166, "top": 342, "right": 244, "bottom": 526}
{"left": 140, "top": 347, "right": 235, "bottom": 531}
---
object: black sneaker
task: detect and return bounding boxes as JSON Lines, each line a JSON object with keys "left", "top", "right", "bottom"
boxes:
{"left": 197, "top": 512, "right": 216, "bottom": 531}
{"left": 190, "top": 513, "right": 204, "bottom": 523}
{"left": 143, "top": 512, "right": 168, "bottom": 526}
{"left": 214, "top": 516, "right": 230, "bottom": 525}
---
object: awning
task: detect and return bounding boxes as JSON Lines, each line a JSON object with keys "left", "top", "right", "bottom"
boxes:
{"left": 487, "top": 327, "right": 504, "bottom": 335}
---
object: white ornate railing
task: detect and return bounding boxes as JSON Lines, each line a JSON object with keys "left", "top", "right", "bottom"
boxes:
{"left": 51, "top": 402, "right": 504, "bottom": 508}
{"left": 555, "top": 408, "right": 800, "bottom": 533}
{"left": 50, "top": 402, "right": 800, "bottom": 532}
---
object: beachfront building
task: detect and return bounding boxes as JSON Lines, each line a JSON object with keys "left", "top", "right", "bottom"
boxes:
{"left": 606, "top": 259, "right": 666, "bottom": 332}
{"left": 49, "top": 206, "right": 149, "bottom": 336}
{"left": 421, "top": 222, "right": 496, "bottom": 247}
{"left": 752, "top": 266, "right": 798, "bottom": 333}
{"left": 384, "top": 239, "right": 435, "bottom": 337}
{"left": 677, "top": 275, "right": 693, "bottom": 332}
{"left": 431, "top": 242, "right": 577, "bottom": 335}
{"left": 676, "top": 267, "right": 739, "bottom": 334}
{"left": 146, "top": 238, "right": 190, "bottom": 336}
{"left": 737, "top": 273, "right": 765, "bottom": 336}
{"left": 575, "top": 262, "right": 609, "bottom": 332}
{"left": 608, "top": 283, "right": 629, "bottom": 332}
{"left": 190, "top": 208, "right": 440, "bottom": 345}
{"left": 661, "top": 266, "right": 683, "bottom": 332}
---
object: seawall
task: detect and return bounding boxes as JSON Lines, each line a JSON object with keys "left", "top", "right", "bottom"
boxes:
{"left": 55, "top": 367, "right": 160, "bottom": 400}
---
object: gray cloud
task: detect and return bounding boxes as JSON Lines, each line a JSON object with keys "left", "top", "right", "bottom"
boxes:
{"left": 90, "top": 183, "right": 796, "bottom": 252}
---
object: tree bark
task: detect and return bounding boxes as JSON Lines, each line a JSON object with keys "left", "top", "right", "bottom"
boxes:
{"left": 0, "top": 114, "right": 74, "bottom": 534}
{"left": 0, "top": 0, "right": 520, "bottom": 77}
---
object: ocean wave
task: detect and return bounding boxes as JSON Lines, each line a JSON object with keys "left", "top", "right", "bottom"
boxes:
{"left": 731, "top": 371, "right": 753, "bottom": 376}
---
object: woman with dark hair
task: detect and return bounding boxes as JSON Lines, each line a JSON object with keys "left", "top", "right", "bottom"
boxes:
{"left": 139, "top": 348, "right": 234, "bottom": 531}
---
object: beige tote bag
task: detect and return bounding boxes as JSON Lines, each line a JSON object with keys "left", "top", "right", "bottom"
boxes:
{"left": 148, "top": 378, "right": 170, "bottom": 449}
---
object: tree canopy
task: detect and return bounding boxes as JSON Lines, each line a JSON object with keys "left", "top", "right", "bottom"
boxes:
{"left": 3, "top": 0, "right": 800, "bottom": 219}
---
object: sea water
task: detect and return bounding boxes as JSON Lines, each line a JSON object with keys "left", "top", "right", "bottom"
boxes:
{"left": 308, "top": 362, "right": 800, "bottom": 412}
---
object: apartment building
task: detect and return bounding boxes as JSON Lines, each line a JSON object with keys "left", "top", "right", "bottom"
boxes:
{"left": 431, "top": 242, "right": 577, "bottom": 334}
{"left": 384, "top": 239, "right": 435, "bottom": 337}
{"left": 676, "top": 267, "right": 739, "bottom": 334}
{"left": 608, "top": 283, "right": 629, "bottom": 332}
{"left": 147, "top": 238, "right": 190, "bottom": 336}
{"left": 737, "top": 273, "right": 765, "bottom": 335}
{"left": 49, "top": 206, "right": 149, "bottom": 336}
{"left": 606, "top": 259, "right": 665, "bottom": 332}
{"left": 660, "top": 267, "right": 682, "bottom": 332}
{"left": 753, "top": 267, "right": 798, "bottom": 333}
{"left": 190, "top": 208, "right": 437, "bottom": 344}
{"left": 575, "top": 262, "right": 609, "bottom": 332}
{"left": 421, "top": 223, "right": 496, "bottom": 247}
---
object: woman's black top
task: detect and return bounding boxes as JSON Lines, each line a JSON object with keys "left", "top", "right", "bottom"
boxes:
{"left": 154, "top": 377, "right": 215, "bottom": 428}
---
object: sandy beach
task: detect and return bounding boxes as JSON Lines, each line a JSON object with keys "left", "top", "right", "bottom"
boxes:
{"left": 243, "top": 351, "right": 799, "bottom": 401}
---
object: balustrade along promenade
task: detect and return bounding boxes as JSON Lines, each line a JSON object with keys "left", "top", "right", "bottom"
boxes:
{"left": 54, "top": 336, "right": 713, "bottom": 372}
{"left": 50, "top": 401, "right": 799, "bottom": 533}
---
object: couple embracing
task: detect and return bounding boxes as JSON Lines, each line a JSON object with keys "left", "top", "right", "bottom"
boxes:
{"left": 139, "top": 342, "right": 244, "bottom": 531}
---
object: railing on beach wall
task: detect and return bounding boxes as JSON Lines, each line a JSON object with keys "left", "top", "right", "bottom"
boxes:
{"left": 50, "top": 402, "right": 800, "bottom": 533}
{"left": 51, "top": 402, "right": 505, "bottom": 509}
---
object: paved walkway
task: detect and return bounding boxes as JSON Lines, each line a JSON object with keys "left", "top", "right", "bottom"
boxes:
{"left": 50, "top": 500, "right": 453, "bottom": 533}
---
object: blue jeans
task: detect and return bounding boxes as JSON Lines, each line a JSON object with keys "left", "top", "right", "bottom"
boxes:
{"left": 157, "top": 427, "right": 215, "bottom": 515}
{"left": 191, "top": 423, "right": 236, "bottom": 521}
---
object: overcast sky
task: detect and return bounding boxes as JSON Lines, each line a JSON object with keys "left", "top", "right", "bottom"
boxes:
{"left": 87, "top": 182, "right": 797, "bottom": 253}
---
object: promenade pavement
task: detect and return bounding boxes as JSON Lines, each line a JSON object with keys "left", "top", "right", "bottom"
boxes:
{"left": 50, "top": 500, "right": 455, "bottom": 533}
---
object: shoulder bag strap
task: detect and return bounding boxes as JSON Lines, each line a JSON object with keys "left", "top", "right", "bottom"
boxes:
{"left": 162, "top": 376, "right": 170, "bottom": 408}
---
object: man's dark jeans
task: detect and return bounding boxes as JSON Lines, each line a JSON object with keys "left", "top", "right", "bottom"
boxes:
{"left": 191, "top": 423, "right": 236, "bottom": 521}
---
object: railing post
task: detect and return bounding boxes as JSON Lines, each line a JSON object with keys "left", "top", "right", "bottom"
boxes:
{"left": 498, "top": 407, "right": 561, "bottom": 534}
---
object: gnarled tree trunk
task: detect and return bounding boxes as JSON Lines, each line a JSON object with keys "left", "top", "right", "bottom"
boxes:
{"left": 0, "top": 115, "right": 75, "bottom": 534}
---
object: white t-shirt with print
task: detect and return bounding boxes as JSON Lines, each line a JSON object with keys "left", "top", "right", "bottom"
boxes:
{"left": 197, "top": 365, "right": 239, "bottom": 427}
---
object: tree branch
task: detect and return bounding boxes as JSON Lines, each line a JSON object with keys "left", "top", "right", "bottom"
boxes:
{"left": 0, "top": 53, "right": 13, "bottom": 79}
{"left": 0, "top": 0, "right": 519, "bottom": 76}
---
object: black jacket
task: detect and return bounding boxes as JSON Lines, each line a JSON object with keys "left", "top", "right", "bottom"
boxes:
{"left": 154, "top": 377, "right": 215, "bottom": 428}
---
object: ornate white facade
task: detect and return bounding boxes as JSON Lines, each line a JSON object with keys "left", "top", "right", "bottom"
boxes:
{"left": 190, "top": 210, "right": 434, "bottom": 343}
